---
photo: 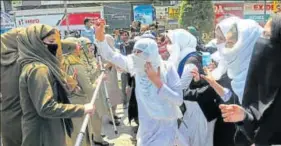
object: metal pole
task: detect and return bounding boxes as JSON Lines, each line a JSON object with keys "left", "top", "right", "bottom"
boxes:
{"left": 264, "top": 0, "right": 267, "bottom": 24}
{"left": 97, "top": 54, "right": 118, "bottom": 135}
{"left": 64, "top": 0, "right": 70, "bottom": 35}
{"left": 74, "top": 73, "right": 104, "bottom": 146}
{"left": 13, "top": 12, "right": 17, "bottom": 28}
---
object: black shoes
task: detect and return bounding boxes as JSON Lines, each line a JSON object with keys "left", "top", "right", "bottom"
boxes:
{"left": 93, "top": 140, "right": 110, "bottom": 146}
{"left": 108, "top": 115, "right": 121, "bottom": 126}
{"left": 114, "top": 115, "right": 121, "bottom": 120}
{"left": 100, "top": 133, "right": 106, "bottom": 138}
{"left": 109, "top": 119, "right": 121, "bottom": 126}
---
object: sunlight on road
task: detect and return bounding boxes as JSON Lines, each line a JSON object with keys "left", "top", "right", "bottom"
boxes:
{"left": 102, "top": 104, "right": 137, "bottom": 146}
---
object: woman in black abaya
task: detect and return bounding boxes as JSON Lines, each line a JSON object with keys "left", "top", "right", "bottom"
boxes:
{"left": 220, "top": 13, "right": 281, "bottom": 146}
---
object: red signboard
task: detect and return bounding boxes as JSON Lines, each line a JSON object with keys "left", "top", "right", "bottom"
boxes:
{"left": 59, "top": 12, "right": 100, "bottom": 26}
{"left": 214, "top": 3, "right": 244, "bottom": 25}
{"left": 251, "top": 4, "right": 277, "bottom": 11}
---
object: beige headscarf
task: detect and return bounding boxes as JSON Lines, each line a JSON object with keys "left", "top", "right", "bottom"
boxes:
{"left": 61, "top": 39, "right": 83, "bottom": 72}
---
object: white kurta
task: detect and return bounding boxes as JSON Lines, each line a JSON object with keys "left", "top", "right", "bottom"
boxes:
{"left": 177, "top": 64, "right": 212, "bottom": 146}
{"left": 96, "top": 41, "right": 183, "bottom": 146}
{"left": 180, "top": 64, "right": 208, "bottom": 146}
{"left": 166, "top": 29, "right": 212, "bottom": 146}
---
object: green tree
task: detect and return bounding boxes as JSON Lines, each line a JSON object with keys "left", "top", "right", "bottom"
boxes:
{"left": 178, "top": 0, "right": 214, "bottom": 42}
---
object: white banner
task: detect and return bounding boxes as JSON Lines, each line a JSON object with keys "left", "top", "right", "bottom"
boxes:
{"left": 155, "top": 6, "right": 168, "bottom": 20}
{"left": 15, "top": 14, "right": 64, "bottom": 27}
{"left": 40, "top": 1, "right": 63, "bottom": 5}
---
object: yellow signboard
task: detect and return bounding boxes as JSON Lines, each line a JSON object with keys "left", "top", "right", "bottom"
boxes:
{"left": 273, "top": 1, "right": 280, "bottom": 13}
{"left": 11, "top": 0, "right": 22, "bottom": 7}
{"left": 168, "top": 7, "right": 179, "bottom": 19}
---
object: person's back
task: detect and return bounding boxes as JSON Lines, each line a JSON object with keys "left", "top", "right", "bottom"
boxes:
{"left": 0, "top": 28, "right": 24, "bottom": 146}
{"left": 19, "top": 62, "right": 72, "bottom": 146}
{"left": 241, "top": 37, "right": 281, "bottom": 144}
{"left": 81, "top": 18, "right": 95, "bottom": 44}
{"left": 238, "top": 14, "right": 281, "bottom": 145}
{"left": 1, "top": 62, "right": 22, "bottom": 146}
{"left": 81, "top": 28, "right": 95, "bottom": 43}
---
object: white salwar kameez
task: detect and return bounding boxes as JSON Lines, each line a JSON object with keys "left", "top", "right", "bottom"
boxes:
{"left": 167, "top": 29, "right": 211, "bottom": 146}
{"left": 137, "top": 83, "right": 180, "bottom": 146}
{"left": 177, "top": 64, "right": 210, "bottom": 146}
{"left": 96, "top": 39, "right": 183, "bottom": 146}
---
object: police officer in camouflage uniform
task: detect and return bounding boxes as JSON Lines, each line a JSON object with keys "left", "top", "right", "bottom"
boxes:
{"left": 62, "top": 37, "right": 110, "bottom": 146}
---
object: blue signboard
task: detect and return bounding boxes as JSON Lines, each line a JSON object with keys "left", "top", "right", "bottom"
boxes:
{"left": 133, "top": 5, "right": 154, "bottom": 25}
{"left": 1, "top": 12, "right": 15, "bottom": 34}
{"left": 244, "top": 14, "right": 271, "bottom": 23}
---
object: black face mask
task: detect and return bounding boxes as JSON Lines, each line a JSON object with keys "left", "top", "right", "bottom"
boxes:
{"left": 44, "top": 43, "right": 58, "bottom": 56}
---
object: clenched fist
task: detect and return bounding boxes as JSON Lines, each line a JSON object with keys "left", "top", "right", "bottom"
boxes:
{"left": 94, "top": 19, "right": 106, "bottom": 41}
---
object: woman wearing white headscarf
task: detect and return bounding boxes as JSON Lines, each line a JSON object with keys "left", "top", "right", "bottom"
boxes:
{"left": 166, "top": 29, "right": 201, "bottom": 89}
{"left": 181, "top": 17, "right": 262, "bottom": 146}
{"left": 204, "top": 19, "right": 263, "bottom": 103}
{"left": 166, "top": 29, "right": 211, "bottom": 146}
{"left": 95, "top": 21, "right": 183, "bottom": 146}
{"left": 195, "top": 19, "right": 263, "bottom": 145}
{"left": 220, "top": 13, "right": 281, "bottom": 146}
{"left": 211, "top": 17, "right": 241, "bottom": 80}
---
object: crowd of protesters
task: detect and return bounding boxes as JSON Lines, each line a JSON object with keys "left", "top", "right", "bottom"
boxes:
{"left": 1, "top": 13, "right": 281, "bottom": 146}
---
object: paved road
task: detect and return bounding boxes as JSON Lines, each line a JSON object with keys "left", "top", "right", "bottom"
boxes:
{"left": 102, "top": 104, "right": 137, "bottom": 146}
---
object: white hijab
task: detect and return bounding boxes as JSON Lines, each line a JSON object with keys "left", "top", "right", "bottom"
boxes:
{"left": 132, "top": 38, "right": 182, "bottom": 120}
{"left": 166, "top": 29, "right": 197, "bottom": 68}
{"left": 211, "top": 17, "right": 241, "bottom": 80}
{"left": 131, "top": 38, "right": 162, "bottom": 76}
{"left": 221, "top": 19, "right": 263, "bottom": 103}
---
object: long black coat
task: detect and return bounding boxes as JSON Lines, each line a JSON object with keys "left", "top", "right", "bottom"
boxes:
{"left": 240, "top": 38, "right": 281, "bottom": 145}
{"left": 183, "top": 74, "right": 250, "bottom": 146}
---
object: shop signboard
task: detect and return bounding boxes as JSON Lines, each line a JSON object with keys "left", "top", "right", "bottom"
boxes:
{"left": 244, "top": 2, "right": 280, "bottom": 25}
{"left": 168, "top": 7, "right": 179, "bottom": 20}
{"left": 1, "top": 12, "right": 15, "bottom": 34}
{"left": 214, "top": 2, "right": 244, "bottom": 24}
{"left": 133, "top": 5, "right": 154, "bottom": 25}
{"left": 15, "top": 12, "right": 100, "bottom": 31}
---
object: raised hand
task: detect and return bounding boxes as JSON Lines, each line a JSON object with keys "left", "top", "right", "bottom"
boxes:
{"left": 219, "top": 104, "right": 246, "bottom": 123}
{"left": 94, "top": 19, "right": 106, "bottom": 41}
{"left": 145, "top": 62, "right": 163, "bottom": 88}
{"left": 200, "top": 67, "right": 216, "bottom": 85}
{"left": 207, "top": 62, "right": 217, "bottom": 72}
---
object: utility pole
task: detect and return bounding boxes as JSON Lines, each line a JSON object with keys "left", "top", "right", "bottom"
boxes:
{"left": 64, "top": 0, "right": 70, "bottom": 35}
{"left": 1, "top": 0, "right": 5, "bottom": 12}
